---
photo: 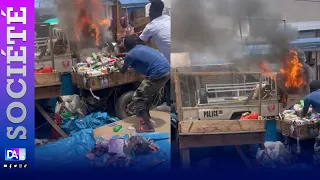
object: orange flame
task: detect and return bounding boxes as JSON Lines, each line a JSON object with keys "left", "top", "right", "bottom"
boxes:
{"left": 259, "top": 50, "right": 305, "bottom": 88}
{"left": 100, "top": 18, "right": 110, "bottom": 26}
{"left": 259, "top": 61, "right": 273, "bottom": 77}
{"left": 280, "top": 50, "right": 305, "bottom": 88}
{"left": 74, "top": 0, "right": 109, "bottom": 46}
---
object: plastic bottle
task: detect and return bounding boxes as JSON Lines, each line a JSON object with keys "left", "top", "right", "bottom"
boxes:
{"left": 127, "top": 126, "right": 136, "bottom": 138}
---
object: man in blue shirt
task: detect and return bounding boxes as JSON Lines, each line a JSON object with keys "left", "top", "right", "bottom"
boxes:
{"left": 114, "top": 35, "right": 170, "bottom": 132}
{"left": 301, "top": 80, "right": 320, "bottom": 117}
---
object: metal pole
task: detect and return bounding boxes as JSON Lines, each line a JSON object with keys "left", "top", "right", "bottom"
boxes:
{"left": 282, "top": 19, "right": 286, "bottom": 29}
{"left": 116, "top": 0, "right": 121, "bottom": 41}
{"left": 258, "top": 73, "right": 262, "bottom": 116}
{"left": 38, "top": 0, "right": 42, "bottom": 8}
{"left": 239, "top": 21, "right": 243, "bottom": 42}
{"left": 49, "top": 25, "right": 55, "bottom": 69}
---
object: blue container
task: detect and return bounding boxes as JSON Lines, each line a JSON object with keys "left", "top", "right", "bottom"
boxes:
{"left": 265, "top": 119, "right": 282, "bottom": 141}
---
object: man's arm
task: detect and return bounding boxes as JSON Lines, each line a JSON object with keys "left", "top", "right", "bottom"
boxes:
{"left": 301, "top": 97, "right": 311, "bottom": 117}
{"left": 139, "top": 24, "right": 154, "bottom": 42}
{"left": 114, "top": 56, "right": 131, "bottom": 74}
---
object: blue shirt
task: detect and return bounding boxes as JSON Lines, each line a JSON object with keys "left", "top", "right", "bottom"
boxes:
{"left": 123, "top": 45, "right": 170, "bottom": 78}
{"left": 303, "top": 90, "right": 320, "bottom": 114}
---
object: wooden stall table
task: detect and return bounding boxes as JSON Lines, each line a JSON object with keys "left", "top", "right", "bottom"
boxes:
{"left": 35, "top": 73, "right": 68, "bottom": 138}
{"left": 93, "top": 110, "right": 170, "bottom": 138}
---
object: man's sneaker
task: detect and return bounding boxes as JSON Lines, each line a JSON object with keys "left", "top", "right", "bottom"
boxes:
{"left": 156, "top": 103, "right": 171, "bottom": 112}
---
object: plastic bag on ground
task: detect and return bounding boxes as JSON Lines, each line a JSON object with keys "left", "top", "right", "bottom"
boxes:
{"left": 256, "top": 141, "right": 291, "bottom": 167}
{"left": 55, "top": 95, "right": 87, "bottom": 117}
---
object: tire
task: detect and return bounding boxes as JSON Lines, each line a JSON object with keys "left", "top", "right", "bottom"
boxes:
{"left": 115, "top": 91, "right": 135, "bottom": 119}
{"left": 199, "top": 88, "right": 208, "bottom": 104}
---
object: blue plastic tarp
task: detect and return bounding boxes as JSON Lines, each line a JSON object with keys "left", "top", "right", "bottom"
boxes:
{"left": 35, "top": 129, "right": 170, "bottom": 171}
{"left": 60, "top": 112, "right": 119, "bottom": 135}
{"left": 35, "top": 129, "right": 95, "bottom": 171}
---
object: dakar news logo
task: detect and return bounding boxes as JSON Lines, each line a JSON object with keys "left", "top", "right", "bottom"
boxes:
{"left": 5, "top": 148, "right": 26, "bottom": 161}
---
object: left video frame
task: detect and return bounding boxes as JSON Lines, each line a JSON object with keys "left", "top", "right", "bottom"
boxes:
{"left": 34, "top": 0, "right": 171, "bottom": 171}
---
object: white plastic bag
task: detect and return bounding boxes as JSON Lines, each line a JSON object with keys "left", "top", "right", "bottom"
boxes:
{"left": 256, "top": 141, "right": 291, "bottom": 167}
{"left": 55, "top": 95, "right": 87, "bottom": 117}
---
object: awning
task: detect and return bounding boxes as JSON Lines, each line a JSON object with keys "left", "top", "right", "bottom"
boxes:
{"left": 119, "top": 0, "right": 149, "bottom": 8}
{"left": 43, "top": 18, "right": 58, "bottom": 25}
{"left": 240, "top": 38, "right": 320, "bottom": 56}
{"left": 291, "top": 37, "right": 320, "bottom": 51}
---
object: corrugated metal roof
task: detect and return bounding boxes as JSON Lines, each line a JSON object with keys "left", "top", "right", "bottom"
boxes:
{"left": 288, "top": 21, "right": 320, "bottom": 31}
{"left": 119, "top": 0, "right": 149, "bottom": 7}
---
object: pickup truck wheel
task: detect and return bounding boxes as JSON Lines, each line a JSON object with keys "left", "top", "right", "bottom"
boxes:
{"left": 115, "top": 91, "right": 135, "bottom": 119}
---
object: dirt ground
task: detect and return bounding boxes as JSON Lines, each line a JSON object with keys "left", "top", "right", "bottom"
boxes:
{"left": 93, "top": 110, "right": 171, "bottom": 138}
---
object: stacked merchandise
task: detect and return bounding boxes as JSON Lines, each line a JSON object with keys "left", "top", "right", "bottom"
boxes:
{"left": 279, "top": 100, "right": 320, "bottom": 137}
{"left": 74, "top": 52, "right": 124, "bottom": 76}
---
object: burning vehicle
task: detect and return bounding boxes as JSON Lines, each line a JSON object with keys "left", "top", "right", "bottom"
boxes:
{"left": 173, "top": 45, "right": 313, "bottom": 120}
{"left": 37, "top": 0, "right": 115, "bottom": 59}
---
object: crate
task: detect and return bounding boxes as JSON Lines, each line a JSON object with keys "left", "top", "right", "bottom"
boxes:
{"left": 35, "top": 55, "right": 77, "bottom": 73}
{"left": 276, "top": 120, "right": 319, "bottom": 140}
{"left": 35, "top": 84, "right": 61, "bottom": 100}
{"left": 71, "top": 69, "right": 141, "bottom": 90}
{"left": 35, "top": 71, "right": 61, "bottom": 86}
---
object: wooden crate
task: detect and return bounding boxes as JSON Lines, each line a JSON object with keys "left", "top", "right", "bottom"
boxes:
{"left": 276, "top": 120, "right": 319, "bottom": 140}
{"left": 35, "top": 84, "right": 61, "bottom": 100}
{"left": 35, "top": 71, "right": 60, "bottom": 86}
{"left": 71, "top": 69, "right": 141, "bottom": 90}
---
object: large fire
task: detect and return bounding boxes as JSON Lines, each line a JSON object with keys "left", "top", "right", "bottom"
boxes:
{"left": 280, "top": 50, "right": 305, "bottom": 88}
{"left": 74, "top": 0, "right": 110, "bottom": 46}
{"left": 259, "top": 50, "right": 305, "bottom": 88}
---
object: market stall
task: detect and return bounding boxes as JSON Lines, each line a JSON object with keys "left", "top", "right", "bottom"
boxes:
{"left": 35, "top": 22, "right": 74, "bottom": 138}
{"left": 70, "top": 50, "right": 145, "bottom": 119}
{"left": 276, "top": 101, "right": 320, "bottom": 153}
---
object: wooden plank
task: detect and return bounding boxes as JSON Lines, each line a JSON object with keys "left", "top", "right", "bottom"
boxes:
{"left": 35, "top": 85, "right": 61, "bottom": 100}
{"left": 35, "top": 72, "right": 60, "bottom": 86}
{"left": 179, "top": 120, "right": 265, "bottom": 134}
{"left": 35, "top": 82, "right": 61, "bottom": 88}
{"left": 179, "top": 132, "right": 265, "bottom": 148}
{"left": 35, "top": 103, "right": 68, "bottom": 138}
{"left": 180, "top": 148, "right": 190, "bottom": 169}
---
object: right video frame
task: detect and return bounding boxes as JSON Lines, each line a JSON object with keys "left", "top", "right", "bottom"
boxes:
{"left": 171, "top": 0, "right": 320, "bottom": 169}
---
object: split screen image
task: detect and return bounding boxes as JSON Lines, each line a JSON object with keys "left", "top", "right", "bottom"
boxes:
{"left": 34, "top": 0, "right": 320, "bottom": 170}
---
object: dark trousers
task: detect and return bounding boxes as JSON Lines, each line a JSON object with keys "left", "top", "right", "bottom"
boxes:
{"left": 164, "top": 80, "right": 171, "bottom": 106}
{"left": 133, "top": 73, "right": 170, "bottom": 115}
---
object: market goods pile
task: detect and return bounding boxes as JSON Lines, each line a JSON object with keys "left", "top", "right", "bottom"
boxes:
{"left": 74, "top": 52, "right": 124, "bottom": 76}
{"left": 86, "top": 135, "right": 166, "bottom": 169}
